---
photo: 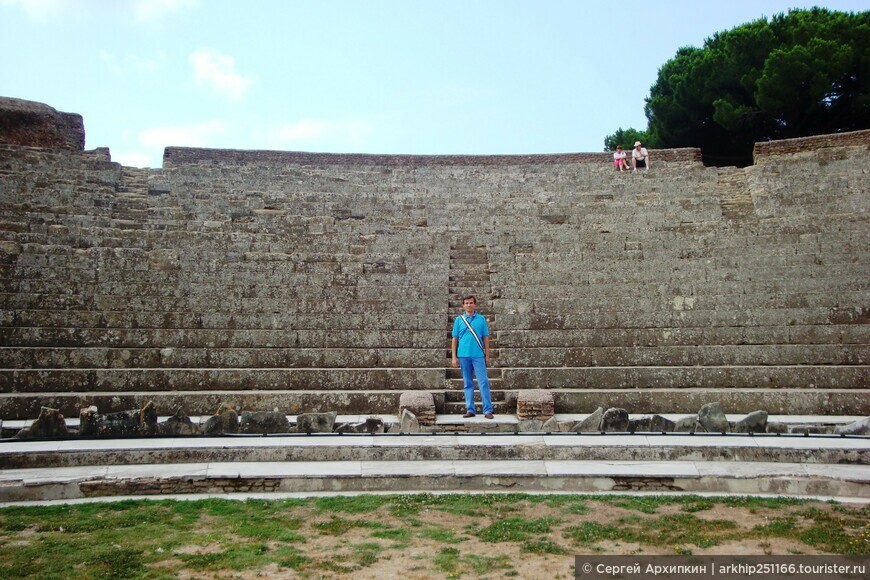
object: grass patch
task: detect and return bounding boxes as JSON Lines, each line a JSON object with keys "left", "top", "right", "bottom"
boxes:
{"left": 434, "top": 547, "right": 514, "bottom": 576}
{"left": 477, "top": 516, "right": 559, "bottom": 543}
{"left": 314, "top": 495, "right": 392, "bottom": 514}
{"left": 528, "top": 494, "right": 591, "bottom": 514}
{"left": 522, "top": 538, "right": 569, "bottom": 554}
{"left": 565, "top": 521, "right": 626, "bottom": 545}
{"left": 0, "top": 494, "right": 865, "bottom": 577}
{"left": 313, "top": 516, "right": 383, "bottom": 536}
{"left": 610, "top": 496, "right": 663, "bottom": 514}
{"left": 433, "top": 547, "right": 461, "bottom": 575}
{"left": 639, "top": 513, "right": 738, "bottom": 549}
{"left": 233, "top": 516, "right": 306, "bottom": 543}
{"left": 719, "top": 496, "right": 806, "bottom": 510}
{"left": 567, "top": 512, "right": 738, "bottom": 550}
{"left": 746, "top": 507, "right": 870, "bottom": 555}
{"left": 681, "top": 498, "right": 715, "bottom": 513}
{"left": 419, "top": 527, "right": 467, "bottom": 544}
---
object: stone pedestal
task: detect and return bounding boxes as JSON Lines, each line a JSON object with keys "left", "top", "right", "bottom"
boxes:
{"left": 399, "top": 392, "right": 435, "bottom": 426}
{"left": 517, "top": 390, "right": 554, "bottom": 421}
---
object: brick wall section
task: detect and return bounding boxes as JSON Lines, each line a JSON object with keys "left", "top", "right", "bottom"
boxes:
{"left": 753, "top": 129, "right": 870, "bottom": 161}
{"left": 163, "top": 146, "right": 702, "bottom": 168}
{"left": 0, "top": 97, "right": 84, "bottom": 151}
{"left": 517, "top": 390, "right": 555, "bottom": 421}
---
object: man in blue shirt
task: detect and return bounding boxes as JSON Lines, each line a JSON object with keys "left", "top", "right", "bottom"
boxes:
{"left": 451, "top": 295, "right": 494, "bottom": 419}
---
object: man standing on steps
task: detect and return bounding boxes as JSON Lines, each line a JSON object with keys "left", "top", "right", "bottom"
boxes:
{"left": 451, "top": 295, "right": 494, "bottom": 419}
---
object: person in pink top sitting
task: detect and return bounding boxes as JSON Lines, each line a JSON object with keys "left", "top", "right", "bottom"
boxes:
{"left": 613, "top": 145, "right": 630, "bottom": 171}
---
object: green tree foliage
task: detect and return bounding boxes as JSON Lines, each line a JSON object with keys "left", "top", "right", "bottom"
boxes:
{"left": 633, "top": 8, "right": 869, "bottom": 166}
{"left": 603, "top": 127, "right": 652, "bottom": 152}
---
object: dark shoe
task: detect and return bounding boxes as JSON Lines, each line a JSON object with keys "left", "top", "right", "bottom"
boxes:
{"left": 485, "top": 413, "right": 494, "bottom": 419}
{"left": 463, "top": 412, "right": 475, "bottom": 418}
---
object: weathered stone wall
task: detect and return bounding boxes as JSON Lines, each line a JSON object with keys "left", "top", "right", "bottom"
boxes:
{"left": 753, "top": 129, "right": 870, "bottom": 161}
{"left": 0, "top": 97, "right": 84, "bottom": 151}
{"left": 163, "top": 145, "right": 703, "bottom": 167}
{"left": 0, "top": 105, "right": 867, "bottom": 419}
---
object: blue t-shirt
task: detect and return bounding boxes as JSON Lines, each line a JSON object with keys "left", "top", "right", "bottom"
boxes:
{"left": 452, "top": 313, "right": 489, "bottom": 358}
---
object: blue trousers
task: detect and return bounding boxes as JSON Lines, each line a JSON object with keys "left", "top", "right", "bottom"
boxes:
{"left": 458, "top": 356, "right": 493, "bottom": 415}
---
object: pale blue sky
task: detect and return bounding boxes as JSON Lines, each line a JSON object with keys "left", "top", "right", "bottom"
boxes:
{"left": 1, "top": 0, "right": 867, "bottom": 167}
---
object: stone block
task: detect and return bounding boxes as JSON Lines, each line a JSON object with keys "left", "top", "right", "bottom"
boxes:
{"left": 541, "top": 416, "right": 560, "bottom": 433}
{"left": 650, "top": 414, "right": 676, "bottom": 433}
{"left": 203, "top": 403, "right": 239, "bottom": 435}
{"left": 398, "top": 391, "right": 435, "bottom": 426}
{"left": 697, "top": 402, "right": 730, "bottom": 433}
{"left": 733, "top": 410, "right": 768, "bottom": 434}
{"left": 628, "top": 416, "right": 651, "bottom": 433}
{"left": 336, "top": 417, "right": 385, "bottom": 434}
{"left": 767, "top": 422, "right": 788, "bottom": 434}
{"left": 673, "top": 415, "right": 698, "bottom": 433}
{"left": 399, "top": 409, "right": 420, "bottom": 433}
{"left": 296, "top": 412, "right": 337, "bottom": 434}
{"left": 518, "top": 419, "right": 543, "bottom": 432}
{"left": 835, "top": 417, "right": 870, "bottom": 436}
{"left": 79, "top": 402, "right": 158, "bottom": 437}
{"left": 572, "top": 407, "right": 603, "bottom": 432}
{"left": 239, "top": 411, "right": 291, "bottom": 434}
{"left": 13, "top": 406, "right": 68, "bottom": 439}
{"left": 158, "top": 409, "right": 201, "bottom": 436}
{"left": 601, "top": 408, "right": 629, "bottom": 432}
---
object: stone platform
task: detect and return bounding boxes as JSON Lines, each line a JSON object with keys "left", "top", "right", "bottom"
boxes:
{"left": 1, "top": 410, "right": 867, "bottom": 503}
{"left": 0, "top": 430, "right": 867, "bottom": 504}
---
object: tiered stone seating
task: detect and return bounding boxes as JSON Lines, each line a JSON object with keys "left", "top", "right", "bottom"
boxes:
{"left": 0, "top": 130, "right": 867, "bottom": 421}
{"left": 0, "top": 146, "right": 452, "bottom": 418}
{"left": 486, "top": 140, "right": 868, "bottom": 414}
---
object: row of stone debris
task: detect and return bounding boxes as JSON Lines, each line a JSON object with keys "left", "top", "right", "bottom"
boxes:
{"left": 9, "top": 403, "right": 384, "bottom": 440}
{"left": 7, "top": 402, "right": 870, "bottom": 440}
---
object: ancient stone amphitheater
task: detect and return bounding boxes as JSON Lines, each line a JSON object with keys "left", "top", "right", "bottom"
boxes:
{"left": 0, "top": 97, "right": 866, "bottom": 501}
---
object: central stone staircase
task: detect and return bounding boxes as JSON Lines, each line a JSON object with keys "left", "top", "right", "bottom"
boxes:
{"left": 444, "top": 241, "right": 510, "bottom": 415}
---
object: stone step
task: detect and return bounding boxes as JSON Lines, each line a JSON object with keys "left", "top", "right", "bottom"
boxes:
{"left": 501, "top": 365, "right": 869, "bottom": 390}
{"left": 2, "top": 412, "right": 861, "bottom": 439}
{"left": 0, "top": 310, "right": 450, "bottom": 330}
{"left": 493, "top": 284, "right": 870, "bottom": 302}
{"left": 0, "top": 387, "right": 864, "bottom": 421}
{"left": 0, "top": 294, "right": 450, "bottom": 314}
{"left": 0, "top": 367, "right": 449, "bottom": 393}
{"left": 448, "top": 257, "right": 488, "bottom": 265}
{"left": 0, "top": 328, "right": 449, "bottom": 348}
{"left": 443, "top": 390, "right": 509, "bottom": 402}
{"left": 496, "top": 325, "right": 869, "bottom": 347}
{"left": 548, "top": 387, "right": 867, "bottom": 415}
{"left": 0, "top": 347, "right": 447, "bottom": 369}
{"left": 0, "top": 389, "right": 409, "bottom": 419}
{"left": 2, "top": 326, "right": 865, "bottom": 350}
{"left": 498, "top": 345, "right": 869, "bottom": 367}
{"left": 2, "top": 418, "right": 865, "bottom": 465}
{"left": 439, "top": 397, "right": 517, "bottom": 414}
{"left": 441, "top": 401, "right": 515, "bottom": 415}
{"left": 0, "top": 449, "right": 866, "bottom": 502}
{"left": 494, "top": 304, "right": 870, "bottom": 326}
{"left": 446, "top": 372, "right": 504, "bottom": 382}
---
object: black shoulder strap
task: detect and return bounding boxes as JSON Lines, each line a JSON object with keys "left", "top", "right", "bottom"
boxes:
{"left": 460, "top": 315, "right": 485, "bottom": 352}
